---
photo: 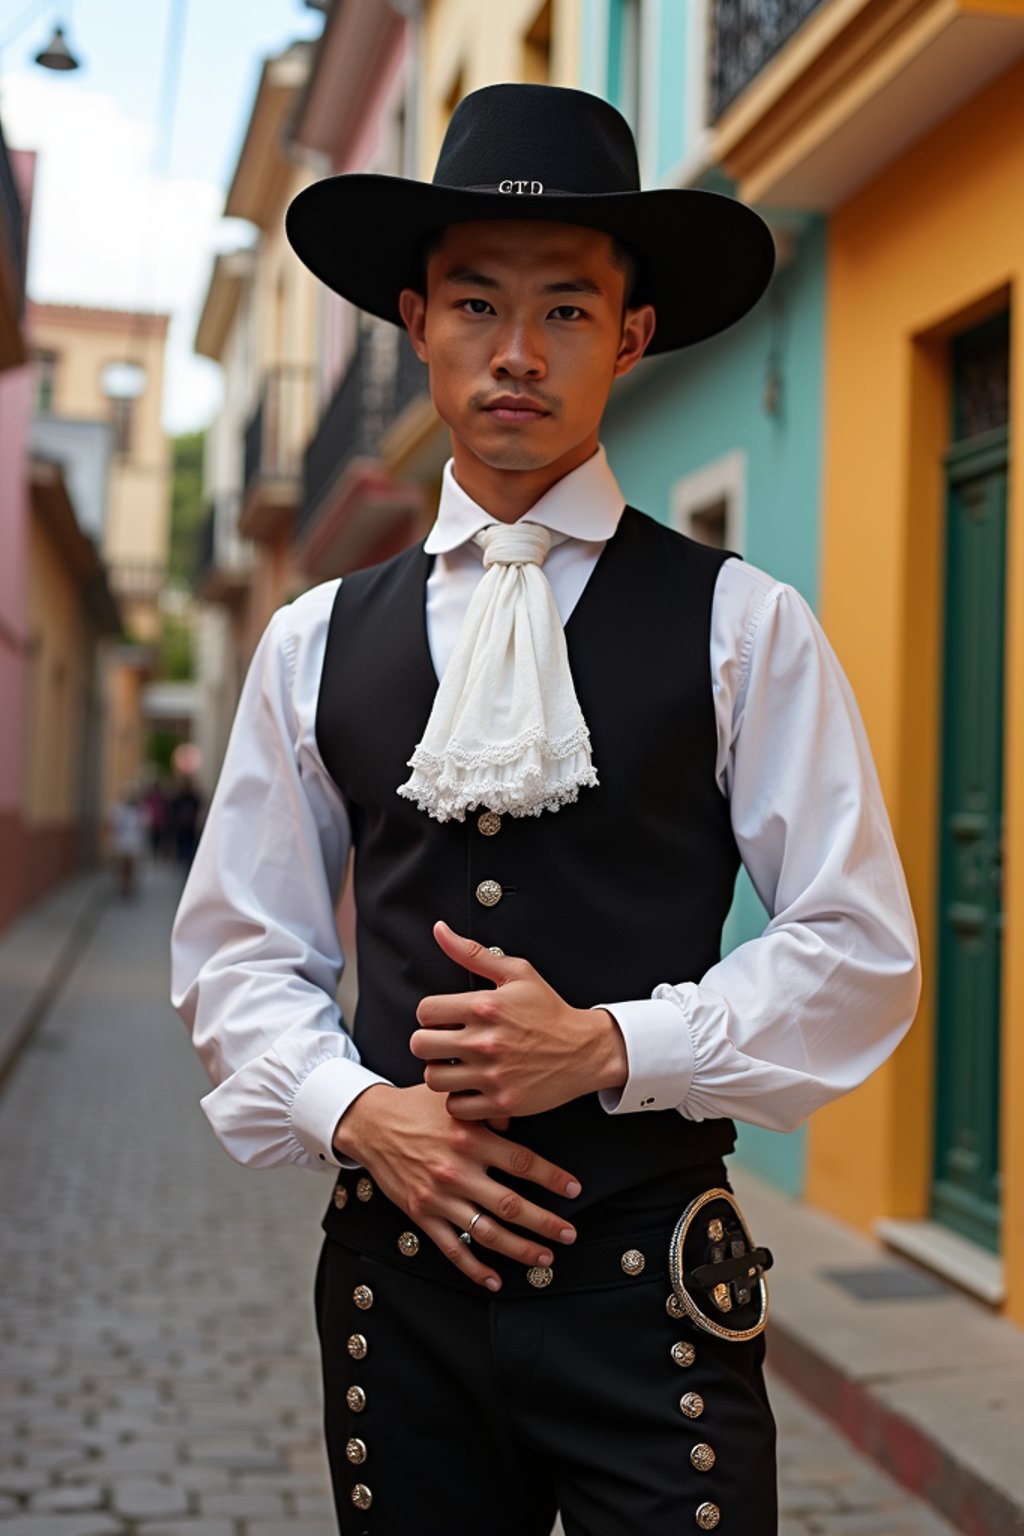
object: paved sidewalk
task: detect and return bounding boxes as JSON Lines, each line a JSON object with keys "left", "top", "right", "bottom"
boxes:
{"left": 0, "top": 859, "right": 337, "bottom": 1536}
{"left": 771, "top": 1375, "right": 958, "bottom": 1536}
{"left": 0, "top": 858, "right": 964, "bottom": 1535}
{"left": 734, "top": 1167, "right": 1024, "bottom": 1535}
{"left": 0, "top": 867, "right": 111, "bottom": 1087}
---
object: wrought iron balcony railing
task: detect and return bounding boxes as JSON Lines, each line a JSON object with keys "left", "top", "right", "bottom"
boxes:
{"left": 392, "top": 329, "right": 431, "bottom": 420}
{"left": 194, "top": 490, "right": 254, "bottom": 599}
{"left": 107, "top": 558, "right": 167, "bottom": 604}
{"left": 710, "top": 0, "right": 828, "bottom": 121}
{"left": 243, "top": 363, "right": 316, "bottom": 498}
{"left": 297, "top": 324, "right": 429, "bottom": 543}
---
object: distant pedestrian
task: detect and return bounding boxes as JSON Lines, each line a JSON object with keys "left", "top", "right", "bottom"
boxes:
{"left": 109, "top": 785, "right": 146, "bottom": 901}
{"left": 171, "top": 780, "right": 201, "bottom": 870}
{"left": 141, "top": 779, "right": 169, "bottom": 859}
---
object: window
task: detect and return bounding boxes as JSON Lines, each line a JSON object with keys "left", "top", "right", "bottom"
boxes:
{"left": 100, "top": 360, "right": 146, "bottom": 458}
{"left": 32, "top": 349, "right": 58, "bottom": 413}
{"left": 109, "top": 396, "right": 134, "bottom": 456}
{"left": 671, "top": 449, "right": 746, "bottom": 552}
{"left": 688, "top": 496, "right": 728, "bottom": 549}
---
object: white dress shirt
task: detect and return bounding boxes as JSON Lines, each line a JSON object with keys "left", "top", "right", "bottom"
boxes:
{"left": 169, "top": 442, "right": 922, "bottom": 1173}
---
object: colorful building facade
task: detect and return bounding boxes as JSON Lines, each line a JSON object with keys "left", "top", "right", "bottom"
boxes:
{"left": 24, "top": 451, "right": 120, "bottom": 902}
{"left": 28, "top": 304, "right": 171, "bottom": 646}
{"left": 0, "top": 138, "right": 122, "bottom": 927}
{"left": 587, "top": 0, "right": 1024, "bottom": 1324}
{"left": 0, "top": 133, "right": 35, "bottom": 928}
{"left": 579, "top": 0, "right": 828, "bottom": 1196}
{"left": 713, "top": 0, "right": 1024, "bottom": 1323}
{"left": 26, "top": 302, "right": 173, "bottom": 825}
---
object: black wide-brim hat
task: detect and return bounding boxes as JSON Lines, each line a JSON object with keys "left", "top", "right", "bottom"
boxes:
{"left": 285, "top": 82, "right": 775, "bottom": 355}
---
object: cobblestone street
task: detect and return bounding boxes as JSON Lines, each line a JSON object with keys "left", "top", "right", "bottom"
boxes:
{"left": 0, "top": 862, "right": 960, "bottom": 1536}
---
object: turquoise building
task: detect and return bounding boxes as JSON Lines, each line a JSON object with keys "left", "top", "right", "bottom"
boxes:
{"left": 580, "top": 0, "right": 828, "bottom": 1195}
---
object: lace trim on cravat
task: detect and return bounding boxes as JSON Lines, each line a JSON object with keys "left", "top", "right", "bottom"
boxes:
{"left": 395, "top": 518, "right": 600, "bottom": 822}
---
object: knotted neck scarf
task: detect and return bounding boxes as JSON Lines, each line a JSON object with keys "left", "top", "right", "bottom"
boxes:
{"left": 396, "top": 519, "right": 600, "bottom": 822}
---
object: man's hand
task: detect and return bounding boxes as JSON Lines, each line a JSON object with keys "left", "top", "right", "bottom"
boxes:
{"left": 410, "top": 921, "right": 629, "bottom": 1120}
{"left": 331, "top": 1083, "right": 581, "bottom": 1291}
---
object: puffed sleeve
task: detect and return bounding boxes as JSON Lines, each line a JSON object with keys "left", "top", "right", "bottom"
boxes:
{"left": 593, "top": 560, "right": 922, "bottom": 1132}
{"left": 169, "top": 580, "right": 392, "bottom": 1169}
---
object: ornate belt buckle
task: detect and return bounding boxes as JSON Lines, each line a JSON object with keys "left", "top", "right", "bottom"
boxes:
{"left": 668, "top": 1187, "right": 773, "bottom": 1343}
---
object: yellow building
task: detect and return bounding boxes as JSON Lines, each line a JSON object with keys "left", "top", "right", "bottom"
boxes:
{"left": 715, "top": 0, "right": 1024, "bottom": 1324}
{"left": 27, "top": 301, "right": 173, "bottom": 817}
{"left": 28, "top": 303, "right": 171, "bottom": 643}
{"left": 24, "top": 455, "right": 119, "bottom": 903}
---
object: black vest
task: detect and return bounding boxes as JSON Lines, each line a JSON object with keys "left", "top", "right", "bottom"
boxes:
{"left": 315, "top": 504, "right": 743, "bottom": 1225}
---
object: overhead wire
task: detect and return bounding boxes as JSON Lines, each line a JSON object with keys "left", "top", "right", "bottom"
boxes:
{"left": 123, "top": 0, "right": 189, "bottom": 375}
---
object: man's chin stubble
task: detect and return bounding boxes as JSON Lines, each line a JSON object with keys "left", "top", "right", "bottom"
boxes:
{"left": 472, "top": 441, "right": 555, "bottom": 473}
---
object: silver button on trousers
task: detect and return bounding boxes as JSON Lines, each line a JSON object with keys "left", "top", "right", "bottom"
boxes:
{"left": 313, "top": 1186, "right": 778, "bottom": 1536}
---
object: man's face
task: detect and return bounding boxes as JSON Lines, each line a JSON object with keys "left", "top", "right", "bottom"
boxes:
{"left": 397, "top": 219, "right": 655, "bottom": 475}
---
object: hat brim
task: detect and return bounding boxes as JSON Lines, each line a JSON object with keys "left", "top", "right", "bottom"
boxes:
{"left": 284, "top": 175, "right": 775, "bottom": 355}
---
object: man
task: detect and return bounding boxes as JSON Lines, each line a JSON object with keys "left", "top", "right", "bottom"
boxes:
{"left": 170, "top": 83, "right": 921, "bottom": 1535}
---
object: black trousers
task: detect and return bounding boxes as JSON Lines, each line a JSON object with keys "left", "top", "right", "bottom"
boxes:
{"left": 313, "top": 1184, "right": 779, "bottom": 1536}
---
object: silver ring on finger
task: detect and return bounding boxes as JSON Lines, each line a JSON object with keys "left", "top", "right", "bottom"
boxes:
{"left": 458, "top": 1208, "right": 484, "bottom": 1245}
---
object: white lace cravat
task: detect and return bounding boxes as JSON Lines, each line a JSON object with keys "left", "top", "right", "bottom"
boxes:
{"left": 395, "top": 519, "right": 599, "bottom": 823}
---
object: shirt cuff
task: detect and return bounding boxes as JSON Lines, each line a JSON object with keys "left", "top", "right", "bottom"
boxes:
{"left": 591, "top": 998, "right": 696, "bottom": 1114}
{"left": 289, "top": 1057, "right": 394, "bottom": 1170}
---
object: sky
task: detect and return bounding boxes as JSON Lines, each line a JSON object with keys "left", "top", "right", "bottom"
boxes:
{"left": 0, "top": 0, "right": 326, "bottom": 434}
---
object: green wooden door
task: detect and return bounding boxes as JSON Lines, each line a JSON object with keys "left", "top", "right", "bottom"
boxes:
{"left": 932, "top": 314, "right": 1010, "bottom": 1254}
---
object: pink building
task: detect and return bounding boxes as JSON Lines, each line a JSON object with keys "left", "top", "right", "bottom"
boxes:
{"left": 0, "top": 130, "right": 121, "bottom": 932}
{"left": 0, "top": 133, "right": 35, "bottom": 927}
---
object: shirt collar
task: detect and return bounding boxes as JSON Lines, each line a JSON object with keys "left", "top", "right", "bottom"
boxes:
{"left": 422, "top": 441, "right": 625, "bottom": 554}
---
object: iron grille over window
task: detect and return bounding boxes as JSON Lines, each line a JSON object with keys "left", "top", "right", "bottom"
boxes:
{"left": 952, "top": 312, "right": 1010, "bottom": 443}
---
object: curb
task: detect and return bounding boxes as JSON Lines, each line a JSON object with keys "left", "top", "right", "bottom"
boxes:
{"left": 768, "top": 1315, "right": 1024, "bottom": 1536}
{"left": 0, "top": 869, "right": 112, "bottom": 1091}
{"left": 731, "top": 1168, "right": 1024, "bottom": 1536}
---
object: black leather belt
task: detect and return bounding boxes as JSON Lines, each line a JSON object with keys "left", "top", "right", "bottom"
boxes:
{"left": 322, "top": 1170, "right": 770, "bottom": 1319}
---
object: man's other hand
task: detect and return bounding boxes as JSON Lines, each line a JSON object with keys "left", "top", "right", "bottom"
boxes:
{"left": 331, "top": 1083, "right": 581, "bottom": 1292}
{"left": 410, "top": 921, "right": 629, "bottom": 1119}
